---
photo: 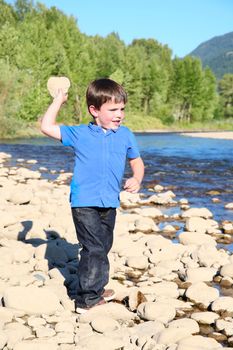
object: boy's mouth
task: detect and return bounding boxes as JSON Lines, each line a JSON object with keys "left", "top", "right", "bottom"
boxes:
{"left": 112, "top": 119, "right": 121, "bottom": 126}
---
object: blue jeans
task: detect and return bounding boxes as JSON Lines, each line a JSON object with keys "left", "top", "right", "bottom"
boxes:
{"left": 71, "top": 207, "right": 116, "bottom": 308}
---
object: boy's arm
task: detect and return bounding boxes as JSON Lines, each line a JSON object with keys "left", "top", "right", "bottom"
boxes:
{"left": 124, "top": 157, "right": 144, "bottom": 193}
{"left": 40, "top": 89, "right": 68, "bottom": 140}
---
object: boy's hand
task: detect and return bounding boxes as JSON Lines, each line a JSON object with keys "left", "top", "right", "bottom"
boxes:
{"left": 53, "top": 88, "right": 68, "bottom": 105}
{"left": 124, "top": 177, "right": 141, "bottom": 193}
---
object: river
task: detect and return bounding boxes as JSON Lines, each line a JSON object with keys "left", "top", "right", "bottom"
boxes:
{"left": 1, "top": 132, "right": 233, "bottom": 224}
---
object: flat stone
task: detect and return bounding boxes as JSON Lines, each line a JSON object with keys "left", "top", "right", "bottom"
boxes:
{"left": 185, "top": 217, "right": 218, "bottom": 233}
{"left": 181, "top": 208, "right": 213, "bottom": 218}
{"left": 91, "top": 316, "right": 120, "bottom": 333}
{"left": 134, "top": 217, "right": 159, "bottom": 232}
{"left": 212, "top": 296, "right": 233, "bottom": 315}
{"left": 78, "top": 334, "right": 124, "bottom": 350}
{"left": 35, "top": 326, "right": 56, "bottom": 338}
{"left": 179, "top": 232, "right": 216, "bottom": 246}
{"left": 0, "top": 307, "right": 14, "bottom": 323}
{"left": 137, "top": 301, "right": 176, "bottom": 323}
{"left": 140, "top": 281, "right": 179, "bottom": 299}
{"left": 186, "top": 282, "right": 219, "bottom": 308}
{"left": 3, "top": 286, "right": 63, "bottom": 315}
{"left": 168, "top": 318, "right": 199, "bottom": 334}
{"left": 186, "top": 267, "right": 217, "bottom": 283}
{"left": 191, "top": 311, "right": 220, "bottom": 324}
{"left": 79, "top": 302, "right": 135, "bottom": 323}
{"left": 131, "top": 320, "right": 165, "bottom": 337}
{"left": 177, "top": 334, "right": 222, "bottom": 349}
{"left": 220, "top": 263, "right": 233, "bottom": 278}
{"left": 126, "top": 256, "right": 148, "bottom": 270}
{"left": 14, "top": 342, "right": 58, "bottom": 350}
{"left": 157, "top": 327, "right": 193, "bottom": 345}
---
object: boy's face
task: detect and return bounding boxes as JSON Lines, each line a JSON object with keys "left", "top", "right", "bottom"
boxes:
{"left": 90, "top": 100, "right": 125, "bottom": 130}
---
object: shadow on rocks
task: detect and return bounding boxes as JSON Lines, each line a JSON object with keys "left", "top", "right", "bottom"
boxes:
{"left": 17, "top": 220, "right": 81, "bottom": 301}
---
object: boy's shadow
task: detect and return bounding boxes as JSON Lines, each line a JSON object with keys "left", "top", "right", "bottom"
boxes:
{"left": 18, "top": 220, "right": 81, "bottom": 301}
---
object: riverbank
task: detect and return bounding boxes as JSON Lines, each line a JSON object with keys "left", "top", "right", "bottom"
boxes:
{"left": 181, "top": 131, "right": 233, "bottom": 140}
{"left": 1, "top": 116, "right": 232, "bottom": 140}
{"left": 1, "top": 151, "right": 233, "bottom": 349}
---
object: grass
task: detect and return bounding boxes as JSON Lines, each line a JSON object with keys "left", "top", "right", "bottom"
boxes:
{"left": 0, "top": 115, "right": 232, "bottom": 139}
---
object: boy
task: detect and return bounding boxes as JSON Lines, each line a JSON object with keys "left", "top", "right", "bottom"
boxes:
{"left": 41, "top": 78, "right": 144, "bottom": 313}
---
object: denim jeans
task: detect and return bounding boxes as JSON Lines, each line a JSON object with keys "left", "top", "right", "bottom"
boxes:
{"left": 72, "top": 207, "right": 116, "bottom": 308}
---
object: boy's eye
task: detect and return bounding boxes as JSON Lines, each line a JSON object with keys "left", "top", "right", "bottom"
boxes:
{"left": 109, "top": 108, "right": 125, "bottom": 112}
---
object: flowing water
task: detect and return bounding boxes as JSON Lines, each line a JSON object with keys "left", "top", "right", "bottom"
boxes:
{"left": 1, "top": 132, "right": 233, "bottom": 224}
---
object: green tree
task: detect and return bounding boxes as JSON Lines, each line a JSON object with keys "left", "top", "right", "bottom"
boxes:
{"left": 0, "top": 60, "right": 31, "bottom": 137}
{"left": 168, "top": 56, "right": 217, "bottom": 122}
{"left": 14, "top": 0, "right": 34, "bottom": 21}
{"left": 124, "top": 39, "right": 172, "bottom": 118}
{"left": 218, "top": 74, "right": 233, "bottom": 118}
{"left": 0, "top": 0, "right": 16, "bottom": 26}
{"left": 0, "top": 22, "right": 19, "bottom": 65}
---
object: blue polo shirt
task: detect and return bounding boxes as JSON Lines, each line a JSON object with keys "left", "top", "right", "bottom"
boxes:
{"left": 60, "top": 122, "right": 140, "bottom": 208}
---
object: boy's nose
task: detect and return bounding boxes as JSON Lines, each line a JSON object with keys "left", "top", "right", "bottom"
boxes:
{"left": 116, "top": 110, "right": 124, "bottom": 118}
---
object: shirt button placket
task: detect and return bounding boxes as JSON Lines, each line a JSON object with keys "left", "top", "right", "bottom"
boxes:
{"left": 101, "top": 133, "right": 108, "bottom": 205}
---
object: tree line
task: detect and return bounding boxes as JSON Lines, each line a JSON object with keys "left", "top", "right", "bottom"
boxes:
{"left": 0, "top": 0, "right": 232, "bottom": 137}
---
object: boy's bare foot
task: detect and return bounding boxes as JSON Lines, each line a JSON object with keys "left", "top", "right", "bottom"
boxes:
{"left": 102, "top": 289, "right": 116, "bottom": 301}
{"left": 75, "top": 298, "right": 106, "bottom": 314}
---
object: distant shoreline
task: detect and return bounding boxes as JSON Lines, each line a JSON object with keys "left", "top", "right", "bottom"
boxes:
{"left": 135, "top": 130, "right": 233, "bottom": 140}
{"left": 180, "top": 131, "right": 233, "bottom": 140}
{"left": 1, "top": 129, "right": 233, "bottom": 141}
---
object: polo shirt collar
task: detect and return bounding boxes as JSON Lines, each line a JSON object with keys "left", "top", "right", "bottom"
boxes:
{"left": 88, "top": 122, "right": 120, "bottom": 133}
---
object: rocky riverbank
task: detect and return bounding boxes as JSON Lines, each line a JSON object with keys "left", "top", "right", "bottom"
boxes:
{"left": 1, "top": 151, "right": 233, "bottom": 350}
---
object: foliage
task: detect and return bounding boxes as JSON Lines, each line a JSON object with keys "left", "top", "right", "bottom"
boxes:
{"left": 190, "top": 31, "right": 233, "bottom": 79}
{"left": 0, "top": 0, "right": 229, "bottom": 138}
{"left": 168, "top": 57, "right": 218, "bottom": 123}
{"left": 218, "top": 74, "right": 233, "bottom": 118}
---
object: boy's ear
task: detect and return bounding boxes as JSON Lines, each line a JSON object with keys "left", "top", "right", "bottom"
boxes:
{"left": 89, "top": 105, "right": 99, "bottom": 117}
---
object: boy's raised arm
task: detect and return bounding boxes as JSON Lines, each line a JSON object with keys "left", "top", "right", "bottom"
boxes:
{"left": 40, "top": 89, "right": 67, "bottom": 140}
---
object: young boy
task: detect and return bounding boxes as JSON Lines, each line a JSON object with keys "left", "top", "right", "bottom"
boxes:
{"left": 41, "top": 78, "right": 144, "bottom": 313}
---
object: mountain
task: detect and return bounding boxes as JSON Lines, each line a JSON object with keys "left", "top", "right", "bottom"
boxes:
{"left": 189, "top": 31, "right": 233, "bottom": 79}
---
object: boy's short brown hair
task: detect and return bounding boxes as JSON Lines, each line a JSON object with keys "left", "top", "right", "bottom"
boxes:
{"left": 86, "top": 78, "right": 127, "bottom": 110}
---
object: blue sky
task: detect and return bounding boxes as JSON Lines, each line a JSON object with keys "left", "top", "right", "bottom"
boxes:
{"left": 6, "top": 0, "right": 233, "bottom": 57}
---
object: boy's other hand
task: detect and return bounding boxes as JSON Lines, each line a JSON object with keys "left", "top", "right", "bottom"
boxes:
{"left": 124, "top": 177, "right": 140, "bottom": 193}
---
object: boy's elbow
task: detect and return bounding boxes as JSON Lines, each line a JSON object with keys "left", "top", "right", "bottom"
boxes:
{"left": 40, "top": 123, "right": 50, "bottom": 136}
{"left": 40, "top": 122, "right": 47, "bottom": 135}
{"left": 40, "top": 119, "right": 51, "bottom": 135}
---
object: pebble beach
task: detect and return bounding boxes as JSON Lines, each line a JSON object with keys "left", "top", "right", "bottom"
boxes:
{"left": 1, "top": 137, "right": 233, "bottom": 349}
